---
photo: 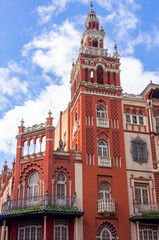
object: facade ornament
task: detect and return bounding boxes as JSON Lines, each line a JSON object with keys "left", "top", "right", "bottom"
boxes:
{"left": 48, "top": 109, "right": 52, "bottom": 118}
{"left": 131, "top": 135, "right": 148, "bottom": 164}
{"left": 20, "top": 118, "right": 24, "bottom": 126}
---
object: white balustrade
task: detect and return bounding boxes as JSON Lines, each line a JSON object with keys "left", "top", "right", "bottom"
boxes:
{"left": 98, "top": 156, "right": 111, "bottom": 167}
{"left": 97, "top": 198, "right": 115, "bottom": 215}
{"left": 96, "top": 118, "right": 109, "bottom": 128}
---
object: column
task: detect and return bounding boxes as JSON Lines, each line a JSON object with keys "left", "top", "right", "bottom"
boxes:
{"left": 43, "top": 216, "right": 47, "bottom": 240}
{"left": 69, "top": 181, "right": 72, "bottom": 206}
{"left": 22, "top": 182, "right": 25, "bottom": 207}
{"left": 74, "top": 218, "right": 78, "bottom": 240}
{"left": 1, "top": 220, "right": 6, "bottom": 240}
{"left": 136, "top": 221, "right": 140, "bottom": 240}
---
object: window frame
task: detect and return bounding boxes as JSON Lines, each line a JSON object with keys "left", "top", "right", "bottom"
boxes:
{"left": 54, "top": 219, "right": 68, "bottom": 240}
{"left": 135, "top": 183, "right": 149, "bottom": 205}
{"left": 98, "top": 182, "right": 111, "bottom": 200}
{"left": 98, "top": 140, "right": 108, "bottom": 157}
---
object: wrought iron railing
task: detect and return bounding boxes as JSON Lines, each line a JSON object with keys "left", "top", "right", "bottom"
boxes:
{"left": 134, "top": 203, "right": 159, "bottom": 214}
{"left": 2, "top": 195, "right": 75, "bottom": 212}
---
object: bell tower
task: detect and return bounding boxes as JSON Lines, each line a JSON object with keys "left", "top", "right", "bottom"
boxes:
{"left": 69, "top": 4, "right": 131, "bottom": 240}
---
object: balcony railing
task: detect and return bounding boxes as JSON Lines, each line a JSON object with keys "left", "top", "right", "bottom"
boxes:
{"left": 134, "top": 203, "right": 159, "bottom": 214}
{"left": 97, "top": 198, "right": 115, "bottom": 217}
{"left": 80, "top": 46, "right": 108, "bottom": 57}
{"left": 2, "top": 195, "right": 75, "bottom": 212}
{"left": 96, "top": 118, "right": 109, "bottom": 128}
{"left": 98, "top": 156, "right": 111, "bottom": 167}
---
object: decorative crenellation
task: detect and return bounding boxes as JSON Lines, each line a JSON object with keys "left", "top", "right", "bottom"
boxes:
{"left": 122, "top": 92, "right": 144, "bottom": 100}
{"left": 80, "top": 45, "right": 108, "bottom": 57}
{"left": 24, "top": 123, "right": 46, "bottom": 133}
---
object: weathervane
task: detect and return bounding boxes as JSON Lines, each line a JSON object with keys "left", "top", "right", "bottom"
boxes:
{"left": 90, "top": 2, "right": 93, "bottom": 11}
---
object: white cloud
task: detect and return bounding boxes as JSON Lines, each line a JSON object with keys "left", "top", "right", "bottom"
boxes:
{"left": 0, "top": 83, "right": 70, "bottom": 156}
{"left": 22, "top": 21, "right": 81, "bottom": 83}
{"left": 0, "top": 66, "right": 28, "bottom": 96}
{"left": 120, "top": 57, "right": 159, "bottom": 94}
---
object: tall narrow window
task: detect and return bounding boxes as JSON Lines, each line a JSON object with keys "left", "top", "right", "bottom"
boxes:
{"left": 91, "top": 69, "right": 94, "bottom": 82}
{"left": 126, "top": 109, "right": 131, "bottom": 123}
{"left": 93, "top": 39, "right": 98, "bottom": 47}
{"left": 96, "top": 222, "right": 118, "bottom": 240}
{"left": 156, "top": 111, "right": 159, "bottom": 133}
{"left": 56, "top": 172, "right": 66, "bottom": 205}
{"left": 97, "top": 66, "right": 103, "bottom": 84}
{"left": 97, "top": 106, "right": 105, "bottom": 118}
{"left": 139, "top": 111, "right": 144, "bottom": 125}
{"left": 54, "top": 220, "right": 68, "bottom": 240}
{"left": 41, "top": 136, "right": 46, "bottom": 152}
{"left": 98, "top": 140, "right": 108, "bottom": 157}
{"left": 85, "top": 68, "right": 88, "bottom": 82}
{"left": 135, "top": 183, "right": 149, "bottom": 204}
{"left": 132, "top": 110, "right": 137, "bottom": 124}
{"left": 107, "top": 71, "right": 110, "bottom": 85}
{"left": 113, "top": 72, "right": 116, "bottom": 86}
{"left": 98, "top": 182, "right": 111, "bottom": 199}
{"left": 29, "top": 139, "right": 34, "bottom": 155}
{"left": 27, "top": 172, "right": 39, "bottom": 199}
{"left": 23, "top": 141, "right": 28, "bottom": 156}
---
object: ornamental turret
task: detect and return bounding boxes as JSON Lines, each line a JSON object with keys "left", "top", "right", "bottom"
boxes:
{"left": 82, "top": 3, "right": 105, "bottom": 48}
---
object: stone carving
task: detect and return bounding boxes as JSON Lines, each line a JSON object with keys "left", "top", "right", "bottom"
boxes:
{"left": 122, "top": 93, "right": 144, "bottom": 100}
{"left": 24, "top": 123, "right": 46, "bottom": 133}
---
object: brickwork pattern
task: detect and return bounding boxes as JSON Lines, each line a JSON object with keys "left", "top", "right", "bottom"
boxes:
{"left": 85, "top": 96, "right": 93, "bottom": 116}
{"left": 112, "top": 131, "right": 120, "bottom": 157}
{"left": 154, "top": 173, "right": 159, "bottom": 203}
{"left": 111, "top": 100, "right": 118, "bottom": 120}
{"left": 86, "top": 128, "right": 94, "bottom": 154}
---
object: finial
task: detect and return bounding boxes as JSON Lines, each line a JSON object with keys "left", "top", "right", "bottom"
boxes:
{"left": 4, "top": 160, "right": 7, "bottom": 166}
{"left": 114, "top": 42, "right": 117, "bottom": 51}
{"left": 72, "top": 62, "right": 74, "bottom": 67}
{"left": 13, "top": 157, "right": 15, "bottom": 162}
{"left": 90, "top": 2, "right": 93, "bottom": 11}
{"left": 20, "top": 118, "right": 24, "bottom": 126}
{"left": 48, "top": 109, "right": 52, "bottom": 118}
{"left": 150, "top": 79, "right": 152, "bottom": 83}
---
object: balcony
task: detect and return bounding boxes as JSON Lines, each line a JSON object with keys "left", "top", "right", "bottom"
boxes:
{"left": 2, "top": 195, "right": 76, "bottom": 213}
{"left": 98, "top": 156, "right": 111, "bottom": 167}
{"left": 97, "top": 198, "right": 115, "bottom": 217}
{"left": 96, "top": 118, "right": 109, "bottom": 128}
{"left": 134, "top": 203, "right": 159, "bottom": 214}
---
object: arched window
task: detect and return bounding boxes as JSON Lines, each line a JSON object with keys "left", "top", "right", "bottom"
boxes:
{"left": 97, "top": 106, "right": 105, "bottom": 118}
{"left": 96, "top": 222, "right": 118, "bottom": 240}
{"left": 98, "top": 182, "right": 111, "bottom": 199}
{"left": 41, "top": 136, "right": 46, "bottom": 152}
{"left": 97, "top": 66, "right": 103, "bottom": 84}
{"left": 93, "top": 39, "right": 98, "bottom": 47}
{"left": 107, "top": 71, "right": 110, "bottom": 85}
{"left": 132, "top": 110, "right": 137, "bottom": 124}
{"left": 56, "top": 172, "right": 66, "bottom": 204}
{"left": 126, "top": 109, "right": 131, "bottom": 123}
{"left": 27, "top": 172, "right": 39, "bottom": 198}
{"left": 91, "top": 69, "right": 94, "bottom": 82}
{"left": 113, "top": 72, "right": 116, "bottom": 86}
{"left": 98, "top": 140, "right": 108, "bottom": 157}
{"left": 29, "top": 139, "right": 34, "bottom": 155}
{"left": 35, "top": 138, "right": 40, "bottom": 153}
{"left": 23, "top": 141, "right": 28, "bottom": 156}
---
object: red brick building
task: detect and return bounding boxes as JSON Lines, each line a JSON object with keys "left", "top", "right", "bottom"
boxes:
{"left": 0, "top": 5, "right": 159, "bottom": 240}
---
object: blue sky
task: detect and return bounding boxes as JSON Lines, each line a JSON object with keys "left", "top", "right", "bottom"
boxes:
{"left": 0, "top": 0, "right": 159, "bottom": 171}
